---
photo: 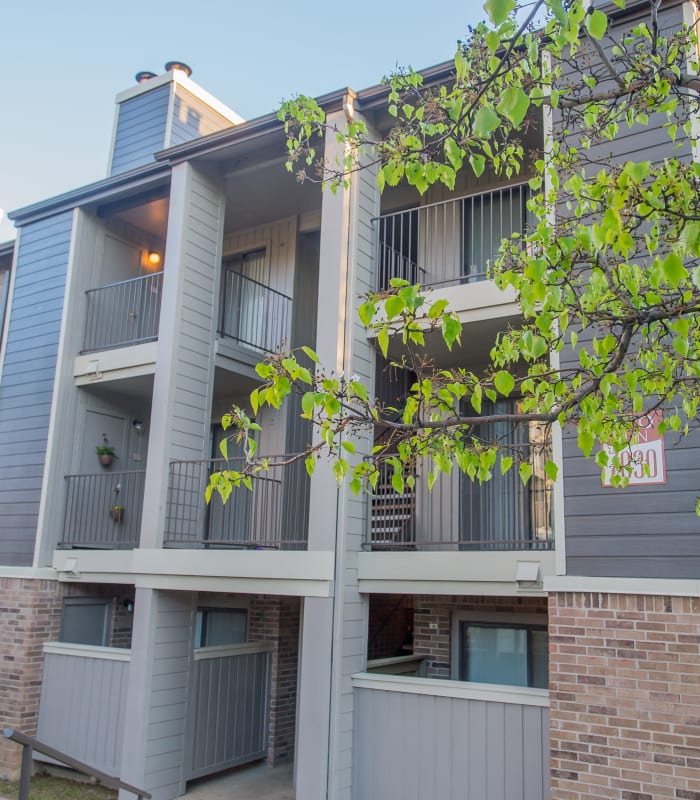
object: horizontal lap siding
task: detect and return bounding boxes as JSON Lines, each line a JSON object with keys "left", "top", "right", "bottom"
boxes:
{"left": 0, "top": 213, "right": 72, "bottom": 565}
{"left": 110, "top": 86, "right": 169, "bottom": 175}
{"left": 558, "top": 2, "right": 698, "bottom": 579}
{"left": 352, "top": 686, "right": 549, "bottom": 800}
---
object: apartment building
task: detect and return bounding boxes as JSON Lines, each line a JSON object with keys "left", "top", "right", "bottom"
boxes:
{"left": 0, "top": 3, "right": 698, "bottom": 799}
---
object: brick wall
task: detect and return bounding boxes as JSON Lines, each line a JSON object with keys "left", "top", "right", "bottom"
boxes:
{"left": 550, "top": 591, "right": 700, "bottom": 800}
{"left": 0, "top": 578, "right": 62, "bottom": 778}
{"left": 0, "top": 579, "right": 135, "bottom": 778}
{"left": 413, "top": 594, "right": 548, "bottom": 678}
{"left": 249, "top": 596, "right": 300, "bottom": 765}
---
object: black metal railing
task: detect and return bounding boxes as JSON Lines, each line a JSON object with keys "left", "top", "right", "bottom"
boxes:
{"left": 61, "top": 470, "right": 145, "bottom": 549}
{"left": 365, "top": 458, "right": 553, "bottom": 551}
{"left": 3, "top": 728, "right": 150, "bottom": 800}
{"left": 164, "top": 455, "right": 310, "bottom": 549}
{"left": 83, "top": 272, "right": 163, "bottom": 352}
{"left": 374, "top": 183, "right": 530, "bottom": 290}
{"left": 219, "top": 269, "right": 291, "bottom": 352}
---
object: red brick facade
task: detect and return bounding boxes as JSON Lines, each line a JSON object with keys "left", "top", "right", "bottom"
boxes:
{"left": 549, "top": 591, "right": 700, "bottom": 800}
{"left": 0, "top": 579, "right": 134, "bottom": 778}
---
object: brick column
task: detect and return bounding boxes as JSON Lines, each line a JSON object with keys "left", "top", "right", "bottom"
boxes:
{"left": 549, "top": 591, "right": 700, "bottom": 800}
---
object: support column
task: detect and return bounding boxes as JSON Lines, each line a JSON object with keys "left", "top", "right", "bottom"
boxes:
{"left": 118, "top": 588, "right": 195, "bottom": 800}
{"left": 295, "top": 102, "right": 379, "bottom": 800}
{"left": 139, "top": 163, "right": 225, "bottom": 548}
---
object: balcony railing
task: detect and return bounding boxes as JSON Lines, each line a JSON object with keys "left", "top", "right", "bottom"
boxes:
{"left": 375, "top": 183, "right": 530, "bottom": 290}
{"left": 366, "top": 458, "right": 553, "bottom": 551}
{"left": 164, "top": 455, "right": 310, "bottom": 549}
{"left": 60, "top": 470, "right": 145, "bottom": 549}
{"left": 83, "top": 273, "right": 163, "bottom": 352}
{"left": 219, "top": 269, "right": 291, "bottom": 353}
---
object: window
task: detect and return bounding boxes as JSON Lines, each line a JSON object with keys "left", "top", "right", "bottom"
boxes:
{"left": 59, "top": 598, "right": 111, "bottom": 646}
{"left": 453, "top": 613, "right": 548, "bottom": 689}
{"left": 220, "top": 249, "right": 268, "bottom": 349}
{"left": 462, "top": 185, "right": 530, "bottom": 282}
{"left": 460, "top": 398, "right": 553, "bottom": 549}
{"left": 194, "top": 607, "right": 248, "bottom": 648}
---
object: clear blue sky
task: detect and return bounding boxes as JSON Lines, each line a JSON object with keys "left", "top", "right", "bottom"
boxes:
{"left": 0, "top": 0, "right": 484, "bottom": 242}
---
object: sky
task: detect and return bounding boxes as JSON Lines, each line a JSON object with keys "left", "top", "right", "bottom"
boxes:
{"left": 0, "top": 0, "right": 485, "bottom": 242}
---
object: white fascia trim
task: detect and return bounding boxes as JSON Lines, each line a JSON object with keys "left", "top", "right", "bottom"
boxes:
{"left": 544, "top": 575, "right": 700, "bottom": 597}
{"left": 359, "top": 580, "right": 548, "bottom": 596}
{"left": 73, "top": 341, "right": 158, "bottom": 381}
{"left": 193, "top": 641, "right": 274, "bottom": 661}
{"left": 0, "top": 567, "right": 58, "bottom": 580}
{"left": 114, "top": 70, "right": 243, "bottom": 125}
{"left": 43, "top": 642, "right": 131, "bottom": 661}
{"left": 0, "top": 228, "right": 20, "bottom": 383}
{"left": 351, "top": 672, "right": 550, "bottom": 707}
{"left": 135, "top": 574, "right": 333, "bottom": 597}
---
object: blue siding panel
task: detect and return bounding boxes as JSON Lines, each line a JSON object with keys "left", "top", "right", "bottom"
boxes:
{"left": 110, "top": 85, "right": 170, "bottom": 175}
{"left": 0, "top": 212, "right": 72, "bottom": 565}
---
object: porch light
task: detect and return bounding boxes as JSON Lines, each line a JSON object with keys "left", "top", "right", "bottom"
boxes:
{"left": 146, "top": 251, "right": 161, "bottom": 268}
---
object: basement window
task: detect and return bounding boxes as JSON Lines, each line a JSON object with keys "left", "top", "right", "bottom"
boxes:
{"left": 59, "top": 598, "right": 111, "bottom": 647}
{"left": 452, "top": 612, "right": 548, "bottom": 689}
{"left": 195, "top": 607, "right": 248, "bottom": 648}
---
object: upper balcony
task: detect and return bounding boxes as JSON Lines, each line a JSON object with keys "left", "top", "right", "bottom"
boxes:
{"left": 82, "top": 272, "right": 163, "bottom": 353}
{"left": 375, "top": 182, "right": 529, "bottom": 324}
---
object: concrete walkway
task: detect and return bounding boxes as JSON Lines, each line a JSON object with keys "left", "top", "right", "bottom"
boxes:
{"left": 178, "top": 762, "right": 294, "bottom": 800}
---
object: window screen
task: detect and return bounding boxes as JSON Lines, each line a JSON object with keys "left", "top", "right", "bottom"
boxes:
{"left": 459, "top": 622, "right": 548, "bottom": 689}
{"left": 195, "top": 607, "right": 248, "bottom": 648}
{"left": 59, "top": 598, "right": 111, "bottom": 646}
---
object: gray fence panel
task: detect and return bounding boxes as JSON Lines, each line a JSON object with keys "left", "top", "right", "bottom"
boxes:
{"left": 36, "top": 650, "right": 129, "bottom": 775}
{"left": 188, "top": 648, "right": 271, "bottom": 780}
{"left": 353, "top": 684, "right": 549, "bottom": 800}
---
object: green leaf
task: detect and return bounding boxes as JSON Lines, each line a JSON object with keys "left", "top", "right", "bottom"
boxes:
{"left": 342, "top": 441, "right": 356, "bottom": 454}
{"left": 473, "top": 105, "right": 500, "bottom": 139}
{"left": 500, "top": 455, "right": 513, "bottom": 475}
{"left": 518, "top": 462, "right": 533, "bottom": 485}
{"left": 661, "top": 252, "right": 688, "bottom": 286}
{"left": 497, "top": 87, "right": 530, "bottom": 128}
{"left": 301, "top": 346, "right": 319, "bottom": 363}
{"left": 219, "top": 437, "right": 228, "bottom": 460}
{"left": 494, "top": 370, "right": 515, "bottom": 396}
{"left": 378, "top": 327, "right": 390, "bottom": 358}
{"left": 469, "top": 153, "right": 486, "bottom": 178}
{"left": 544, "top": 460, "right": 559, "bottom": 482}
{"left": 301, "top": 392, "right": 315, "bottom": 418}
{"left": 483, "top": 0, "right": 515, "bottom": 25}
{"left": 586, "top": 9, "right": 608, "bottom": 39}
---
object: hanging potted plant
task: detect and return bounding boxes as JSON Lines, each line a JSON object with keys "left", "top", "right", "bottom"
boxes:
{"left": 110, "top": 483, "right": 124, "bottom": 522}
{"left": 96, "top": 445, "right": 117, "bottom": 468}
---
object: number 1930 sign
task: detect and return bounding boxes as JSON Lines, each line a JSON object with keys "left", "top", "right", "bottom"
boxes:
{"left": 602, "top": 410, "right": 667, "bottom": 487}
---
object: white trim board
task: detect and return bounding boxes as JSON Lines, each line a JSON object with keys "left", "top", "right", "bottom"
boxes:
{"left": 43, "top": 642, "right": 131, "bottom": 661}
{"left": 544, "top": 575, "right": 700, "bottom": 597}
{"left": 351, "top": 672, "right": 550, "bottom": 707}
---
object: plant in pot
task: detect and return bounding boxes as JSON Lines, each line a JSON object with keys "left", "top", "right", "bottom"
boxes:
{"left": 110, "top": 483, "right": 124, "bottom": 522}
{"left": 96, "top": 445, "right": 117, "bottom": 467}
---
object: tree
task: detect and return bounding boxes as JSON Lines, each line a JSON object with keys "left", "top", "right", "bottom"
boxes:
{"left": 207, "top": 0, "right": 700, "bottom": 509}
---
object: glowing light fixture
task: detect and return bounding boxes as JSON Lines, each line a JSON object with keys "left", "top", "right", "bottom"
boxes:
{"left": 147, "top": 251, "right": 161, "bottom": 268}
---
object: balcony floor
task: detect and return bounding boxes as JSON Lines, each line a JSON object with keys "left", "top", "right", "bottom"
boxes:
{"left": 179, "top": 762, "right": 293, "bottom": 800}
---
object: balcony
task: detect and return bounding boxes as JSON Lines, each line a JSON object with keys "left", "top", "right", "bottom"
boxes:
{"left": 366, "top": 454, "right": 553, "bottom": 552}
{"left": 376, "top": 183, "right": 530, "bottom": 290}
{"left": 219, "top": 267, "right": 291, "bottom": 353}
{"left": 164, "top": 456, "right": 310, "bottom": 549}
{"left": 82, "top": 273, "right": 163, "bottom": 352}
{"left": 60, "top": 470, "right": 146, "bottom": 549}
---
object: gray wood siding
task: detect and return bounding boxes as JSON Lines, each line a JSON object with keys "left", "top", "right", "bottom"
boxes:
{"left": 557, "top": 2, "right": 699, "bottom": 579}
{"left": 0, "top": 213, "right": 72, "bottom": 565}
{"left": 144, "top": 591, "right": 194, "bottom": 799}
{"left": 352, "top": 683, "right": 550, "bottom": 800}
{"left": 110, "top": 85, "right": 170, "bottom": 175}
{"left": 563, "top": 426, "right": 700, "bottom": 578}
{"left": 188, "top": 648, "right": 271, "bottom": 779}
{"left": 168, "top": 169, "right": 222, "bottom": 462}
{"left": 36, "top": 650, "right": 129, "bottom": 774}
{"left": 333, "top": 138, "right": 380, "bottom": 798}
{"left": 168, "top": 87, "right": 234, "bottom": 147}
